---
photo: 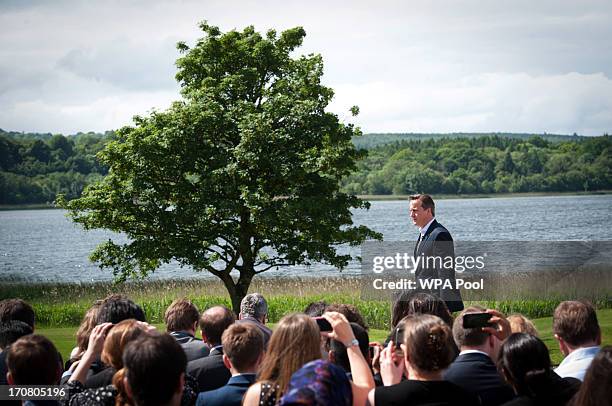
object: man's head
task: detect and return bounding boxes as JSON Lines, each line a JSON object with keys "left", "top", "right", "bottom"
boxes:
{"left": 164, "top": 298, "right": 200, "bottom": 334}
{"left": 329, "top": 322, "right": 370, "bottom": 373}
{"left": 453, "top": 306, "right": 501, "bottom": 361}
{"left": 324, "top": 304, "right": 368, "bottom": 331}
{"left": 304, "top": 301, "right": 328, "bottom": 317}
{"left": 409, "top": 194, "right": 435, "bottom": 228}
{"left": 0, "top": 298, "right": 35, "bottom": 330}
{"left": 199, "top": 306, "right": 236, "bottom": 346}
{"left": 221, "top": 322, "right": 264, "bottom": 374}
{"left": 0, "top": 320, "right": 33, "bottom": 350}
{"left": 96, "top": 294, "right": 146, "bottom": 325}
{"left": 553, "top": 300, "right": 601, "bottom": 355}
{"left": 6, "top": 334, "right": 61, "bottom": 385}
{"left": 122, "top": 333, "right": 186, "bottom": 406}
{"left": 239, "top": 293, "right": 268, "bottom": 323}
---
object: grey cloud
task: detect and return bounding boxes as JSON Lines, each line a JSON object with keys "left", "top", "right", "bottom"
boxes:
{"left": 56, "top": 37, "right": 179, "bottom": 91}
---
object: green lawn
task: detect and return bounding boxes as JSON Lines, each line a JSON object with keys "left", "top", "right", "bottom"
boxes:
{"left": 40, "top": 310, "right": 612, "bottom": 366}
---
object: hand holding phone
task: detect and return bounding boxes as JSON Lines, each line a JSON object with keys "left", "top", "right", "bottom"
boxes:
{"left": 462, "top": 312, "right": 493, "bottom": 329}
{"left": 314, "top": 316, "right": 333, "bottom": 332}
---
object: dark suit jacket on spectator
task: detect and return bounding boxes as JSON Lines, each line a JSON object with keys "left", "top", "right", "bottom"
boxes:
{"left": 444, "top": 352, "right": 515, "bottom": 406}
{"left": 170, "top": 331, "right": 210, "bottom": 362}
{"left": 195, "top": 373, "right": 255, "bottom": 406}
{"left": 187, "top": 347, "right": 231, "bottom": 393}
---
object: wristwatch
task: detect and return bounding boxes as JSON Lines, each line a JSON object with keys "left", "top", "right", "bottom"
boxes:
{"left": 345, "top": 338, "right": 359, "bottom": 348}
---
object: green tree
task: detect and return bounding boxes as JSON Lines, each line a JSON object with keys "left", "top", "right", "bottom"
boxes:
{"left": 59, "top": 23, "right": 381, "bottom": 312}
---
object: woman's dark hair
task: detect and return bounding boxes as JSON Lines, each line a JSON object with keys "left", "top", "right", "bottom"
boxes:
{"left": 391, "top": 292, "right": 453, "bottom": 329}
{"left": 569, "top": 346, "right": 612, "bottom": 406}
{"left": 498, "top": 333, "right": 553, "bottom": 397}
{"left": 115, "top": 332, "right": 186, "bottom": 406}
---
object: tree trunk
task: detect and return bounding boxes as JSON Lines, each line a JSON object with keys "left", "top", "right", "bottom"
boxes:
{"left": 219, "top": 271, "right": 254, "bottom": 316}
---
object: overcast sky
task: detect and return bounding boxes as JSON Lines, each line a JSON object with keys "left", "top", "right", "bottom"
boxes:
{"left": 1, "top": 0, "right": 611, "bottom": 136}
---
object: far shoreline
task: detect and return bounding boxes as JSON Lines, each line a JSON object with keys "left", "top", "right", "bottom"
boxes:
{"left": 1, "top": 190, "right": 611, "bottom": 210}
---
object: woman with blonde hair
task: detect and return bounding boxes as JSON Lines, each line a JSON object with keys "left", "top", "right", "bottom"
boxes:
{"left": 368, "top": 314, "right": 478, "bottom": 406}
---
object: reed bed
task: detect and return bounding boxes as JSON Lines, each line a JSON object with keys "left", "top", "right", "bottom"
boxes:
{"left": 2, "top": 274, "right": 609, "bottom": 330}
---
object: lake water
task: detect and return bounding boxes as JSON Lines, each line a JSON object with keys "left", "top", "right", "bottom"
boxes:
{"left": 1, "top": 195, "right": 611, "bottom": 283}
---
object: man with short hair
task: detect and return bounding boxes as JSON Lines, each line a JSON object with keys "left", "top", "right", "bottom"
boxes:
{"left": 96, "top": 294, "right": 146, "bottom": 324}
{"left": 553, "top": 300, "right": 601, "bottom": 381}
{"left": 0, "top": 298, "right": 35, "bottom": 330}
{"left": 0, "top": 299, "right": 36, "bottom": 388}
{"left": 187, "top": 306, "right": 236, "bottom": 392}
{"left": 237, "top": 292, "right": 272, "bottom": 346}
{"left": 196, "top": 323, "right": 264, "bottom": 406}
{"left": 409, "top": 194, "right": 463, "bottom": 312}
{"left": 443, "top": 306, "right": 514, "bottom": 406}
{"left": 6, "top": 335, "right": 62, "bottom": 405}
{"left": 165, "top": 298, "right": 209, "bottom": 361}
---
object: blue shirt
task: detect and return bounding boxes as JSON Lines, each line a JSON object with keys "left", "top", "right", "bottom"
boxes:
{"left": 554, "top": 346, "right": 600, "bottom": 381}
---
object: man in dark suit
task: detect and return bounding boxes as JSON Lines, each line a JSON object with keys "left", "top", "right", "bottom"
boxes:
{"left": 165, "top": 298, "right": 210, "bottom": 362}
{"left": 409, "top": 194, "right": 463, "bottom": 312}
{"left": 196, "top": 322, "right": 264, "bottom": 406}
{"left": 187, "top": 305, "right": 235, "bottom": 392}
{"left": 444, "top": 306, "right": 515, "bottom": 406}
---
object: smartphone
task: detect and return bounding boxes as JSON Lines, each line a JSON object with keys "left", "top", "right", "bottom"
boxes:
{"left": 394, "top": 326, "right": 404, "bottom": 349}
{"left": 314, "top": 317, "right": 333, "bottom": 332}
{"left": 463, "top": 312, "right": 493, "bottom": 329}
{"left": 368, "top": 344, "right": 376, "bottom": 359}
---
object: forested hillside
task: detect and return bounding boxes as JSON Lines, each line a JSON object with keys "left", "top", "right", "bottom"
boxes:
{"left": 342, "top": 135, "right": 612, "bottom": 195}
{"left": 1, "top": 130, "right": 610, "bottom": 204}
{"left": 0, "top": 130, "right": 112, "bottom": 204}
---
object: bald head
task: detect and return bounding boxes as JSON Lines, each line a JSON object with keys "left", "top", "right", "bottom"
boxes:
{"left": 199, "top": 306, "right": 235, "bottom": 346}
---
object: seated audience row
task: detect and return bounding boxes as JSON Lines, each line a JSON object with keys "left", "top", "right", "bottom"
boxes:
{"left": 0, "top": 294, "right": 608, "bottom": 406}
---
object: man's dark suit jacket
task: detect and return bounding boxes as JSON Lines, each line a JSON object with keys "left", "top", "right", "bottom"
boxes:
{"left": 170, "top": 331, "right": 210, "bottom": 362}
{"left": 414, "top": 219, "right": 464, "bottom": 312}
{"left": 195, "top": 373, "right": 256, "bottom": 406}
{"left": 187, "top": 347, "right": 231, "bottom": 393}
{"left": 444, "top": 352, "right": 515, "bottom": 406}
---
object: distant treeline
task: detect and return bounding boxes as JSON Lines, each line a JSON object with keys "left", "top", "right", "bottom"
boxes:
{"left": 0, "top": 129, "right": 112, "bottom": 204}
{"left": 1, "top": 129, "right": 611, "bottom": 204}
{"left": 342, "top": 135, "right": 612, "bottom": 195}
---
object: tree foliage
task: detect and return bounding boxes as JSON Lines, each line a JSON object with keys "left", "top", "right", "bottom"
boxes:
{"left": 58, "top": 23, "right": 381, "bottom": 311}
{"left": 342, "top": 135, "right": 612, "bottom": 195}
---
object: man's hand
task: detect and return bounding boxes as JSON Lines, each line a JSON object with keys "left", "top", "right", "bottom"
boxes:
{"left": 482, "top": 309, "right": 511, "bottom": 341}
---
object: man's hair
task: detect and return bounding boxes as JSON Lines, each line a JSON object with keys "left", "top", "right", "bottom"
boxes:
{"left": 222, "top": 322, "right": 264, "bottom": 371}
{"left": 304, "top": 301, "right": 328, "bottom": 317}
{"left": 240, "top": 293, "right": 268, "bottom": 320}
{"left": 199, "top": 306, "right": 235, "bottom": 346}
{"left": 553, "top": 300, "right": 600, "bottom": 346}
{"left": 119, "top": 333, "right": 186, "bottom": 406}
{"left": 0, "top": 320, "right": 33, "bottom": 349}
{"left": 329, "top": 323, "right": 369, "bottom": 373}
{"left": 453, "top": 306, "right": 490, "bottom": 348}
{"left": 0, "top": 298, "right": 35, "bottom": 328}
{"left": 409, "top": 194, "right": 435, "bottom": 216}
{"left": 325, "top": 303, "right": 368, "bottom": 331}
{"left": 6, "top": 334, "right": 60, "bottom": 385}
{"left": 96, "top": 294, "right": 146, "bottom": 324}
{"left": 164, "top": 298, "right": 200, "bottom": 332}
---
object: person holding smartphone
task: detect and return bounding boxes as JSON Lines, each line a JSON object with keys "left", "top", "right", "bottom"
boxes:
{"left": 443, "top": 307, "right": 515, "bottom": 406}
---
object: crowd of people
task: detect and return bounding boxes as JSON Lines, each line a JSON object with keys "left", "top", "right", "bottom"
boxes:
{"left": 0, "top": 293, "right": 610, "bottom": 406}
